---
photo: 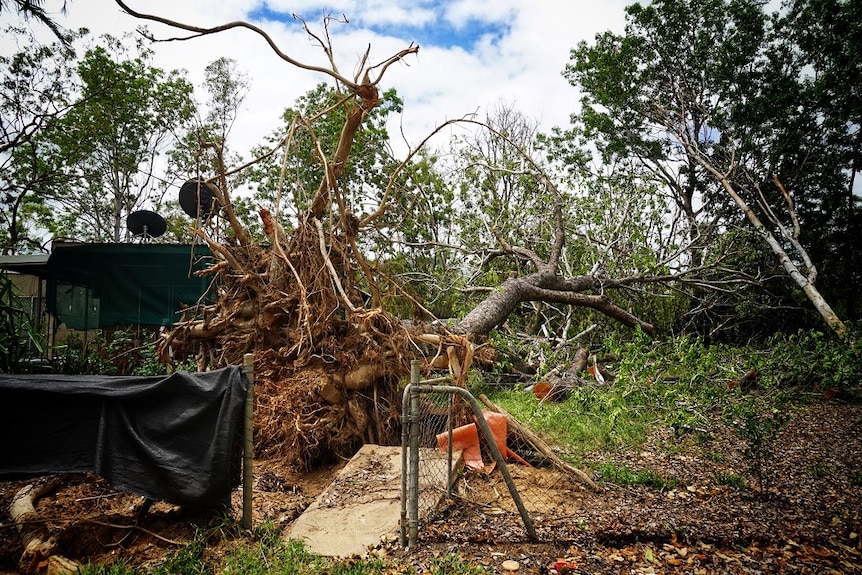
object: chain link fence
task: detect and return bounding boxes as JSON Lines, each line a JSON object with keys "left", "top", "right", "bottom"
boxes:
{"left": 401, "top": 361, "right": 596, "bottom": 547}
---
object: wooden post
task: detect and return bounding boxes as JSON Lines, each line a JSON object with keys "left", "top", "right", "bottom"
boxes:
{"left": 242, "top": 353, "right": 255, "bottom": 530}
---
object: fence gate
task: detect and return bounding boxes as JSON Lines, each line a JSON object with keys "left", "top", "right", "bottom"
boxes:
{"left": 401, "top": 360, "right": 599, "bottom": 550}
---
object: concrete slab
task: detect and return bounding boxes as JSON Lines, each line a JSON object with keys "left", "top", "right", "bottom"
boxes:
{"left": 286, "top": 443, "right": 461, "bottom": 557}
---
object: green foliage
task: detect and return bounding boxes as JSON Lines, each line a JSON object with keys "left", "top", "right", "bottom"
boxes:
{"left": 561, "top": 0, "right": 862, "bottom": 333}
{"left": 240, "top": 83, "right": 399, "bottom": 224}
{"left": 486, "top": 328, "right": 859, "bottom": 473}
{"left": 715, "top": 472, "right": 746, "bottom": 488}
{"left": 132, "top": 341, "right": 169, "bottom": 376}
{"left": 41, "top": 33, "right": 195, "bottom": 243}
{"left": 56, "top": 333, "right": 89, "bottom": 374}
{"left": 162, "top": 57, "right": 250, "bottom": 243}
{"left": 56, "top": 328, "right": 181, "bottom": 376}
{"left": 0, "top": 26, "right": 83, "bottom": 254}
{"left": 725, "top": 394, "right": 791, "bottom": 493}
{"left": 0, "top": 272, "right": 43, "bottom": 372}
{"left": 596, "top": 463, "right": 678, "bottom": 491}
{"left": 746, "top": 326, "right": 862, "bottom": 392}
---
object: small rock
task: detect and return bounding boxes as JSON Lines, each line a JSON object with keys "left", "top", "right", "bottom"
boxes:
{"left": 502, "top": 559, "right": 520, "bottom": 571}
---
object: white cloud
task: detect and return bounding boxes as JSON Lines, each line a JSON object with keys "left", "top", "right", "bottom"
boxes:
{"left": 2, "top": 0, "right": 630, "bottom": 159}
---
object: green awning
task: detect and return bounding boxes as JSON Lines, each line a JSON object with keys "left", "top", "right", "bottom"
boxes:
{"left": 45, "top": 243, "right": 215, "bottom": 329}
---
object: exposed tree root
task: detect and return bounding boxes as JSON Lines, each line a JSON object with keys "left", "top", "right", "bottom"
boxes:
{"left": 10, "top": 477, "right": 81, "bottom": 575}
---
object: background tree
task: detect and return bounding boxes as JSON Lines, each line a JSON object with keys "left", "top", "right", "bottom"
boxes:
{"left": 43, "top": 33, "right": 194, "bottom": 242}
{"left": 162, "top": 57, "right": 250, "bottom": 242}
{"left": 370, "top": 149, "right": 461, "bottom": 320}
{"left": 773, "top": 0, "right": 862, "bottom": 321}
{"left": 564, "top": 0, "right": 850, "bottom": 338}
{"left": 0, "top": 26, "right": 82, "bottom": 254}
{"left": 0, "top": 0, "right": 69, "bottom": 46}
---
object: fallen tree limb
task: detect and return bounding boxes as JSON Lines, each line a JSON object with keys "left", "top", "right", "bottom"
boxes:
{"left": 479, "top": 394, "right": 599, "bottom": 491}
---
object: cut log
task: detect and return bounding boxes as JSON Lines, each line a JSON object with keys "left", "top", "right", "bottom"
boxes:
{"left": 479, "top": 394, "right": 599, "bottom": 491}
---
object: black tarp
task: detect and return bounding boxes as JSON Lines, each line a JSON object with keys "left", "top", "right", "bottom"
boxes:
{"left": 0, "top": 366, "right": 248, "bottom": 508}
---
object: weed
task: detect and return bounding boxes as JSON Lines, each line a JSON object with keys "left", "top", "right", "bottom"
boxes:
{"left": 149, "top": 529, "right": 210, "bottom": 575}
{"left": 715, "top": 472, "right": 746, "bottom": 488}
{"left": 807, "top": 462, "right": 832, "bottom": 479}
{"left": 707, "top": 451, "right": 724, "bottom": 463}
{"left": 429, "top": 553, "right": 490, "bottom": 575}
{"left": 726, "top": 395, "right": 790, "bottom": 494}
{"left": 77, "top": 562, "right": 136, "bottom": 575}
{"left": 0, "top": 272, "right": 44, "bottom": 372}
{"left": 596, "top": 463, "right": 678, "bottom": 490}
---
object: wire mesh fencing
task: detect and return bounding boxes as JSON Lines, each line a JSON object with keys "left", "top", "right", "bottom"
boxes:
{"left": 400, "top": 362, "right": 597, "bottom": 547}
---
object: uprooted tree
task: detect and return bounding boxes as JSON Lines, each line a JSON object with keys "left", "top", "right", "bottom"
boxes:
{"left": 115, "top": 2, "right": 660, "bottom": 471}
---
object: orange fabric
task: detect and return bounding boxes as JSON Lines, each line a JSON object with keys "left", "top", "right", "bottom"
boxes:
{"left": 437, "top": 423, "right": 484, "bottom": 470}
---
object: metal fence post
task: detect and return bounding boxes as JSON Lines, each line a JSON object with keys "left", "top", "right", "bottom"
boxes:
{"left": 400, "top": 380, "right": 410, "bottom": 547}
{"left": 408, "top": 360, "right": 421, "bottom": 546}
{"left": 242, "top": 353, "right": 255, "bottom": 530}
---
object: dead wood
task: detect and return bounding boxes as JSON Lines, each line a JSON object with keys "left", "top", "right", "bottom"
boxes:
{"left": 532, "top": 348, "right": 594, "bottom": 401}
{"left": 10, "top": 477, "right": 81, "bottom": 574}
{"left": 453, "top": 203, "right": 655, "bottom": 337}
{"left": 479, "top": 394, "right": 599, "bottom": 491}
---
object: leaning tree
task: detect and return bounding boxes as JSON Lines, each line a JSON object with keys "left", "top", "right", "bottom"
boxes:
{"left": 565, "top": 0, "right": 848, "bottom": 338}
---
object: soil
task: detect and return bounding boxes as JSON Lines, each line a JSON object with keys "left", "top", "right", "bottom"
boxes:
{"left": 1, "top": 399, "right": 860, "bottom": 574}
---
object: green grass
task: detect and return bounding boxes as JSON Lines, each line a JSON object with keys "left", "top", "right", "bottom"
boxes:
{"left": 715, "top": 472, "right": 746, "bottom": 488}
{"left": 595, "top": 463, "right": 678, "bottom": 490}
{"left": 78, "top": 522, "right": 492, "bottom": 575}
{"left": 427, "top": 554, "right": 491, "bottom": 575}
{"left": 484, "top": 383, "right": 654, "bottom": 458}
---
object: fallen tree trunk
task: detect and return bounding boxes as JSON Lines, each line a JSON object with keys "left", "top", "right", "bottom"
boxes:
{"left": 455, "top": 272, "right": 655, "bottom": 337}
{"left": 453, "top": 201, "right": 655, "bottom": 338}
{"left": 479, "top": 394, "right": 599, "bottom": 491}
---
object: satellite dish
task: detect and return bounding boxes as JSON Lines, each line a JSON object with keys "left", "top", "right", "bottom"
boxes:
{"left": 179, "top": 179, "right": 217, "bottom": 218}
{"left": 127, "top": 210, "right": 167, "bottom": 240}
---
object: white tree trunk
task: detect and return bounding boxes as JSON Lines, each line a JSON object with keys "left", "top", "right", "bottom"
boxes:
{"left": 716, "top": 173, "right": 846, "bottom": 338}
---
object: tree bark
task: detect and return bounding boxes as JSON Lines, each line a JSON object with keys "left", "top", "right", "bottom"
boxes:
{"left": 10, "top": 478, "right": 82, "bottom": 575}
{"left": 454, "top": 272, "right": 655, "bottom": 337}
{"left": 706, "top": 163, "right": 847, "bottom": 338}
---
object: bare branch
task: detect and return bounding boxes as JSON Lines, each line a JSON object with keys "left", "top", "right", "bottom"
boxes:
{"left": 114, "top": 1, "right": 417, "bottom": 93}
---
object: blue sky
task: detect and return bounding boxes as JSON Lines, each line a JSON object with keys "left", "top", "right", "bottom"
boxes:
{"left": 248, "top": 2, "right": 512, "bottom": 49}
